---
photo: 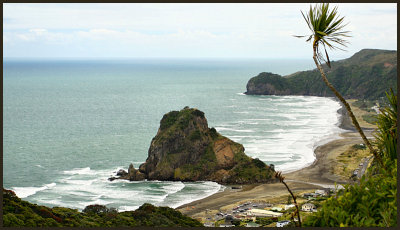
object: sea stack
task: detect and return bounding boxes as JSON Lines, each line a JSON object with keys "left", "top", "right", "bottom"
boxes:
{"left": 113, "top": 107, "right": 276, "bottom": 184}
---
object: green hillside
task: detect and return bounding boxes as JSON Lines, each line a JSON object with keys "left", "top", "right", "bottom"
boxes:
{"left": 245, "top": 49, "right": 397, "bottom": 100}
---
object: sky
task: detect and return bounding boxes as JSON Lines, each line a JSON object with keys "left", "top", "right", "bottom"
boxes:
{"left": 3, "top": 3, "right": 397, "bottom": 60}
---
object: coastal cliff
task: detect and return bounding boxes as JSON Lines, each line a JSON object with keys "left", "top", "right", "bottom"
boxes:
{"left": 245, "top": 49, "right": 397, "bottom": 100}
{"left": 113, "top": 107, "right": 276, "bottom": 184}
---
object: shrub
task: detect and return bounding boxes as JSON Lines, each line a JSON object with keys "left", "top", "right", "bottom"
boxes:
{"left": 3, "top": 189, "right": 203, "bottom": 227}
{"left": 192, "top": 109, "right": 205, "bottom": 118}
{"left": 189, "top": 130, "right": 201, "bottom": 141}
{"left": 352, "top": 143, "right": 366, "bottom": 150}
{"left": 252, "top": 158, "right": 266, "bottom": 168}
{"left": 209, "top": 127, "right": 218, "bottom": 139}
{"left": 3, "top": 213, "right": 25, "bottom": 226}
{"left": 82, "top": 204, "right": 116, "bottom": 215}
{"left": 160, "top": 111, "right": 179, "bottom": 130}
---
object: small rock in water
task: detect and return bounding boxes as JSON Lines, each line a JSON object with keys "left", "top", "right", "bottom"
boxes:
{"left": 116, "top": 169, "right": 128, "bottom": 176}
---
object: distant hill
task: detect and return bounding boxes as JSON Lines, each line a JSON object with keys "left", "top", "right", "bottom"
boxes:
{"left": 245, "top": 49, "right": 397, "bottom": 100}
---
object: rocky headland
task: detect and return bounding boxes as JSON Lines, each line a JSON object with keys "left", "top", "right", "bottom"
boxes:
{"left": 111, "top": 107, "right": 276, "bottom": 184}
{"left": 245, "top": 49, "right": 397, "bottom": 100}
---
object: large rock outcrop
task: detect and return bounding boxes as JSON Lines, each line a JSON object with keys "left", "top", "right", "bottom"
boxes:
{"left": 114, "top": 107, "right": 276, "bottom": 184}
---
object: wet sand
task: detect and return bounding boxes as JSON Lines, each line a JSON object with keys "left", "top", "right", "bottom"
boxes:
{"left": 177, "top": 100, "right": 375, "bottom": 218}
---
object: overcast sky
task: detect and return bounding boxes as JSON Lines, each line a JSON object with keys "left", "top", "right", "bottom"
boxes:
{"left": 3, "top": 3, "right": 397, "bottom": 60}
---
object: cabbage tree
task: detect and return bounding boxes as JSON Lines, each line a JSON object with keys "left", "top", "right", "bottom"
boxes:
{"left": 295, "top": 3, "right": 385, "bottom": 168}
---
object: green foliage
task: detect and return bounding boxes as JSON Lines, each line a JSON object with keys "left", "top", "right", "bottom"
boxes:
{"left": 287, "top": 195, "right": 293, "bottom": 205}
{"left": 154, "top": 107, "right": 275, "bottom": 183}
{"left": 246, "top": 49, "right": 397, "bottom": 100}
{"left": 296, "top": 3, "right": 350, "bottom": 66}
{"left": 3, "top": 213, "right": 25, "bottom": 226}
{"left": 374, "top": 89, "right": 397, "bottom": 162}
{"left": 160, "top": 110, "right": 179, "bottom": 130}
{"left": 255, "top": 217, "right": 276, "bottom": 226}
{"left": 303, "top": 90, "right": 397, "bottom": 227}
{"left": 252, "top": 158, "right": 267, "bottom": 168}
{"left": 232, "top": 219, "right": 241, "bottom": 226}
{"left": 82, "top": 204, "right": 117, "bottom": 215}
{"left": 362, "top": 114, "right": 378, "bottom": 125}
{"left": 176, "top": 144, "right": 219, "bottom": 180}
{"left": 159, "top": 107, "right": 205, "bottom": 133}
{"left": 3, "top": 189, "right": 203, "bottom": 227}
{"left": 352, "top": 143, "right": 366, "bottom": 150}
{"left": 303, "top": 164, "right": 397, "bottom": 227}
{"left": 250, "top": 72, "right": 287, "bottom": 90}
{"left": 231, "top": 159, "right": 274, "bottom": 183}
{"left": 177, "top": 109, "right": 193, "bottom": 130}
{"left": 209, "top": 127, "right": 218, "bottom": 139}
{"left": 189, "top": 130, "right": 201, "bottom": 141}
{"left": 192, "top": 109, "right": 205, "bottom": 118}
{"left": 353, "top": 99, "right": 376, "bottom": 112}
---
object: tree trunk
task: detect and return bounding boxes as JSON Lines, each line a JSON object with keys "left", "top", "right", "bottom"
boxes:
{"left": 282, "top": 180, "right": 301, "bottom": 227}
{"left": 312, "top": 46, "right": 385, "bottom": 170}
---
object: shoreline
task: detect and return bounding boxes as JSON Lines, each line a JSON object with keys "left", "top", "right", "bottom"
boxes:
{"left": 176, "top": 98, "right": 375, "bottom": 218}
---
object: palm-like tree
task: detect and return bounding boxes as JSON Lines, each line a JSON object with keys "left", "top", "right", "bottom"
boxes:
{"left": 295, "top": 3, "right": 385, "bottom": 169}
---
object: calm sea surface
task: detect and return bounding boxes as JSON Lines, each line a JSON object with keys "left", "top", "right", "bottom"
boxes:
{"left": 3, "top": 58, "right": 344, "bottom": 211}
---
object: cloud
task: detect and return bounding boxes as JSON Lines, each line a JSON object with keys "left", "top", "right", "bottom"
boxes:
{"left": 3, "top": 3, "right": 397, "bottom": 58}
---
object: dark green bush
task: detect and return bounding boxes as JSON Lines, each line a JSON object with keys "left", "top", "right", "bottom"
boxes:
{"left": 209, "top": 127, "right": 218, "bottom": 139}
{"left": 252, "top": 158, "right": 266, "bottom": 168}
{"left": 352, "top": 143, "right": 366, "bottom": 150}
{"left": 189, "top": 130, "right": 201, "bottom": 141}
{"left": 160, "top": 110, "right": 179, "bottom": 130}
{"left": 192, "top": 109, "right": 205, "bottom": 118}
{"left": 3, "top": 192, "right": 203, "bottom": 227}
{"left": 256, "top": 217, "right": 276, "bottom": 226}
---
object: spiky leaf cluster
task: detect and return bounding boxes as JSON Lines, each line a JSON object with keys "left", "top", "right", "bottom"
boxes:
{"left": 295, "top": 3, "right": 351, "bottom": 67}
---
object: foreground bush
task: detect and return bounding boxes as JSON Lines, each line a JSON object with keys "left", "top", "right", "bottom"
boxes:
{"left": 3, "top": 188, "right": 202, "bottom": 227}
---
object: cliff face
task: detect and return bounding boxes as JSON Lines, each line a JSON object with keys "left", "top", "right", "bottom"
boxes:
{"left": 245, "top": 49, "right": 397, "bottom": 100}
{"left": 245, "top": 72, "right": 291, "bottom": 95}
{"left": 114, "top": 107, "right": 276, "bottom": 185}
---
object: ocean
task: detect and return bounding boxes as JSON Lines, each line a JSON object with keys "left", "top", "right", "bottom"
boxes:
{"left": 3, "top": 58, "right": 344, "bottom": 211}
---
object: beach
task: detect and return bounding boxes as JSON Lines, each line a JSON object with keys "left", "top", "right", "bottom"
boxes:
{"left": 177, "top": 100, "right": 376, "bottom": 219}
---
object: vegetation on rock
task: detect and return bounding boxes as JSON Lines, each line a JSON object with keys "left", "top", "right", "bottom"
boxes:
{"left": 120, "top": 107, "right": 276, "bottom": 184}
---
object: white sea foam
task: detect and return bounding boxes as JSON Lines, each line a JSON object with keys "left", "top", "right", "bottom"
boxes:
{"left": 23, "top": 167, "right": 222, "bottom": 212}
{"left": 61, "top": 179, "right": 97, "bottom": 186}
{"left": 79, "top": 199, "right": 112, "bottom": 207}
{"left": 118, "top": 205, "right": 140, "bottom": 212}
{"left": 63, "top": 167, "right": 92, "bottom": 175}
{"left": 162, "top": 182, "right": 185, "bottom": 195}
{"left": 12, "top": 183, "right": 56, "bottom": 198}
{"left": 217, "top": 96, "right": 344, "bottom": 173}
{"left": 160, "top": 181, "right": 222, "bottom": 209}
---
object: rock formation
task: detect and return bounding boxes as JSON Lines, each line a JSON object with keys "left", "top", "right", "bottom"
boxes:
{"left": 112, "top": 107, "right": 276, "bottom": 184}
